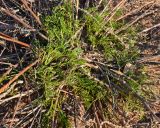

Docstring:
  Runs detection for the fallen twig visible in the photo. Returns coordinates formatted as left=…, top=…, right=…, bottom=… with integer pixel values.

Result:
left=0, top=32, right=12, bottom=38
left=0, top=80, right=23, bottom=100
left=0, top=7, right=48, bottom=41
left=21, top=0, right=42, bottom=26
left=0, top=7, right=33, bottom=29
left=0, top=32, right=30, bottom=47
left=0, top=60, right=39, bottom=94
left=0, top=89, right=34, bottom=105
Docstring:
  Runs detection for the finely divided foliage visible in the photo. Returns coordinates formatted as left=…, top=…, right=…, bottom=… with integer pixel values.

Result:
left=1, top=0, right=157, bottom=128
left=33, top=2, right=146, bottom=128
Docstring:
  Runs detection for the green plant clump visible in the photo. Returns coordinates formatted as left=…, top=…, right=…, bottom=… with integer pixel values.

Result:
left=32, top=3, right=146, bottom=128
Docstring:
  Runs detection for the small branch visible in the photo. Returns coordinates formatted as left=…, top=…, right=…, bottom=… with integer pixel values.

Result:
left=0, top=7, right=48, bottom=41
left=0, top=32, right=30, bottom=48
left=0, top=89, right=34, bottom=105
left=0, top=80, right=23, bottom=100
left=0, top=32, right=11, bottom=38
left=21, top=0, right=42, bottom=26
left=0, top=60, right=39, bottom=94
left=0, top=7, right=33, bottom=29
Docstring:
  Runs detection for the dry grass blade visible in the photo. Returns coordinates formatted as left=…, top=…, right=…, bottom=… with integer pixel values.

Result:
left=95, top=0, right=126, bottom=36
left=116, top=1, right=154, bottom=21
left=14, top=105, right=41, bottom=127
left=100, top=0, right=112, bottom=15
left=9, top=93, right=22, bottom=128
left=115, top=11, right=154, bottom=34
left=137, top=55, right=160, bottom=63
left=104, top=0, right=126, bottom=21
left=29, top=107, right=42, bottom=128
left=0, top=32, right=30, bottom=47
left=140, top=23, right=160, bottom=33
left=100, top=120, right=122, bottom=128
